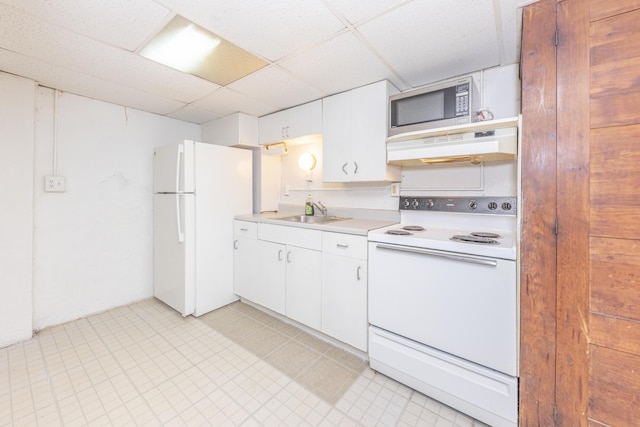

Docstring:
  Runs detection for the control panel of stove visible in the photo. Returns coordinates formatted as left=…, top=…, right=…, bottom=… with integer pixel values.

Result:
left=399, top=196, right=517, bottom=215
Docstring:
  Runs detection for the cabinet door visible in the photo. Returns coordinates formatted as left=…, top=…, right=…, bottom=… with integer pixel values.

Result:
left=233, top=236, right=258, bottom=302
left=322, top=253, right=368, bottom=351
left=258, top=109, right=288, bottom=145
left=350, top=82, right=392, bottom=181
left=257, top=240, right=286, bottom=314
left=285, top=246, right=322, bottom=330
left=322, top=91, right=353, bottom=182
left=287, top=100, right=322, bottom=139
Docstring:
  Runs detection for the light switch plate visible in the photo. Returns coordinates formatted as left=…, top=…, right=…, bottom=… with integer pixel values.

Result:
left=390, top=182, right=400, bottom=197
left=44, top=175, right=66, bottom=192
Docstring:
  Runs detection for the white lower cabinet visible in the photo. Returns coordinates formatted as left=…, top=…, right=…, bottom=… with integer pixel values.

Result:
left=237, top=222, right=370, bottom=349
left=321, top=232, right=368, bottom=351
left=233, top=221, right=259, bottom=302
left=257, top=240, right=286, bottom=314
left=257, top=224, right=322, bottom=327
left=285, top=246, right=322, bottom=330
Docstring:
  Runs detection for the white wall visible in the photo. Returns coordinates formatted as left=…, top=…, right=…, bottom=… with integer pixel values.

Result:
left=0, top=73, right=35, bottom=347
left=32, top=88, right=200, bottom=330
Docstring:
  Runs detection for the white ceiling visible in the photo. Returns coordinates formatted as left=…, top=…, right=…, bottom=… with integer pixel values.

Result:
left=0, top=0, right=527, bottom=124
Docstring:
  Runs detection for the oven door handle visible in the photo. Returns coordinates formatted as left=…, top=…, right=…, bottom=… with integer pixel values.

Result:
left=375, top=243, right=499, bottom=266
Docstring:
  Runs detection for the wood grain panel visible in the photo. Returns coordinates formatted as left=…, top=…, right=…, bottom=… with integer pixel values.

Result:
left=591, top=313, right=640, bottom=354
left=591, top=206, right=640, bottom=237
left=591, top=125, right=640, bottom=207
left=591, top=89, right=640, bottom=128
left=557, top=0, right=591, bottom=424
left=590, top=0, right=640, bottom=21
left=590, top=237, right=640, bottom=320
left=590, top=9, right=640, bottom=69
left=519, top=1, right=558, bottom=425
left=589, top=346, right=640, bottom=426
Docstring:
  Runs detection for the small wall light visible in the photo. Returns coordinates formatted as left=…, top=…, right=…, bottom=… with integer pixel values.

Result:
left=298, top=152, right=317, bottom=171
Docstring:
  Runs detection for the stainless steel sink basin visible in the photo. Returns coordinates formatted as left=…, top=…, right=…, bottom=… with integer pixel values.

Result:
left=275, top=215, right=351, bottom=224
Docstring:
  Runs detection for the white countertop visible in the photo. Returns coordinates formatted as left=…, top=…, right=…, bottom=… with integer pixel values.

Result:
left=235, top=211, right=398, bottom=236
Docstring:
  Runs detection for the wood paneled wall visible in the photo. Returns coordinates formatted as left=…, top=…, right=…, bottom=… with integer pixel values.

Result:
left=588, top=1, right=640, bottom=425
left=521, top=0, right=640, bottom=425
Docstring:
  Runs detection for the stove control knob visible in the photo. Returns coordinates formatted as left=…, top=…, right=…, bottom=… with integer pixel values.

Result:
left=402, top=198, right=410, bottom=209
left=488, top=201, right=498, bottom=210
left=502, top=202, right=513, bottom=211
left=411, top=199, right=420, bottom=209
left=468, top=200, right=478, bottom=210
left=426, top=199, right=434, bottom=209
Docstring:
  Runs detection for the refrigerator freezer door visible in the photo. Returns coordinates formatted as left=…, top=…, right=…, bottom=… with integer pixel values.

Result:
left=153, top=140, right=195, bottom=193
left=194, top=143, right=252, bottom=315
left=153, top=193, right=196, bottom=316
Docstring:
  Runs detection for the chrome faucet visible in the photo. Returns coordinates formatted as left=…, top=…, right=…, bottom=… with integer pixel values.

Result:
left=313, top=201, right=327, bottom=216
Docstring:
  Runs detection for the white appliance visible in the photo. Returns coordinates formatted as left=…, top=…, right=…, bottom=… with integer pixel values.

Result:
left=368, top=196, right=518, bottom=427
left=153, top=140, right=252, bottom=316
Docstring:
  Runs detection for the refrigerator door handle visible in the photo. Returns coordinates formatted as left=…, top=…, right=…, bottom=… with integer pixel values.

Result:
left=175, top=144, right=184, bottom=193
left=176, top=194, right=184, bottom=243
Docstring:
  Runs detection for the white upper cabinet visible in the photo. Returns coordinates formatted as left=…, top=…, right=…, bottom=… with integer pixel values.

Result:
left=323, top=80, right=401, bottom=183
left=201, top=113, right=259, bottom=148
left=258, top=100, right=322, bottom=145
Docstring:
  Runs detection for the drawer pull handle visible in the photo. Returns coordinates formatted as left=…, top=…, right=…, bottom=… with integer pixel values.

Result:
left=336, top=243, right=349, bottom=248
left=240, top=227, right=248, bottom=231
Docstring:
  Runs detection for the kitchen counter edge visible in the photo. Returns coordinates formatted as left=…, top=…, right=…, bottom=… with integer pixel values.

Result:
left=234, top=212, right=398, bottom=236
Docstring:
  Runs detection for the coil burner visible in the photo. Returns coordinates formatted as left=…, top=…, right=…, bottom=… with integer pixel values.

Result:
left=450, top=234, right=500, bottom=245
left=386, top=229, right=412, bottom=236
left=403, top=225, right=425, bottom=232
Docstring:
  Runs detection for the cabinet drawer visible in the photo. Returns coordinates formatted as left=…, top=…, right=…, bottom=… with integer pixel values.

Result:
left=258, top=223, right=322, bottom=250
left=322, top=232, right=367, bottom=259
left=234, top=220, right=257, bottom=238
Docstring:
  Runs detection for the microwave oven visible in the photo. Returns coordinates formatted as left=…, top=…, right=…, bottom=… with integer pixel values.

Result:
left=388, top=77, right=479, bottom=137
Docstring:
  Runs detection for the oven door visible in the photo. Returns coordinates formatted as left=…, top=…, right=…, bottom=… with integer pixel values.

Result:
left=368, top=242, right=517, bottom=376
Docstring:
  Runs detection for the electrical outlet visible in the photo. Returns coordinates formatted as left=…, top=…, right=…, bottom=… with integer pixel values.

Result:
left=44, top=175, right=66, bottom=192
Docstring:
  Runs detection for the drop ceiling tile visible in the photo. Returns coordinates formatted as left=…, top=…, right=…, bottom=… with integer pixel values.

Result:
left=0, top=4, right=219, bottom=103
left=357, top=0, right=501, bottom=87
left=0, top=49, right=185, bottom=116
left=157, top=0, right=345, bottom=61
left=322, top=0, right=407, bottom=24
left=192, top=88, right=276, bottom=117
left=167, top=104, right=223, bottom=124
left=280, top=31, right=404, bottom=94
left=228, top=65, right=326, bottom=112
left=0, top=0, right=170, bottom=51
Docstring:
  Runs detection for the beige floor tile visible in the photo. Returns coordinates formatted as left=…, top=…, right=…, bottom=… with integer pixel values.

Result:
left=1, top=299, right=488, bottom=427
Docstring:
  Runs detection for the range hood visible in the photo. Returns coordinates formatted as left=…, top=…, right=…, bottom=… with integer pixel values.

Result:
left=386, top=117, right=519, bottom=166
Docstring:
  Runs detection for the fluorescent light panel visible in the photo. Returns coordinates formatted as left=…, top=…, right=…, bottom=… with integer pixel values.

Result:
left=140, top=15, right=268, bottom=86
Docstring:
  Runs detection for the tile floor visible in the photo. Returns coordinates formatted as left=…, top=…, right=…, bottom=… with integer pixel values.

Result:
left=0, top=299, right=489, bottom=426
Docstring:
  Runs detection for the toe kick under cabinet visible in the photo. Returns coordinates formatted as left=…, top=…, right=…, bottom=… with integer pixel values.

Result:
left=233, top=221, right=369, bottom=351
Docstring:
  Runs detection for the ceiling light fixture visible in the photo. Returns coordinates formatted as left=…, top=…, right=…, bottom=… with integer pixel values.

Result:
left=141, top=24, right=220, bottom=72
left=139, top=15, right=268, bottom=86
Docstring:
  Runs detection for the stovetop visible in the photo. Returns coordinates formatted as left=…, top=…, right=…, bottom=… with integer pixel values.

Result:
left=368, top=197, right=518, bottom=260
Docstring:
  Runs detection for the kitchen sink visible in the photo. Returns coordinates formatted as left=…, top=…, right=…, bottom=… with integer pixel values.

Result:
left=275, top=215, right=351, bottom=224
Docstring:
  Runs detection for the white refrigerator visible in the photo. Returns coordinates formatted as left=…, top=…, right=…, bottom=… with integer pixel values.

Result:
left=153, top=140, right=252, bottom=316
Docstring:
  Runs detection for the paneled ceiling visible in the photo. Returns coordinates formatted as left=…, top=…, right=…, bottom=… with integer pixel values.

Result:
left=0, top=0, right=530, bottom=124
